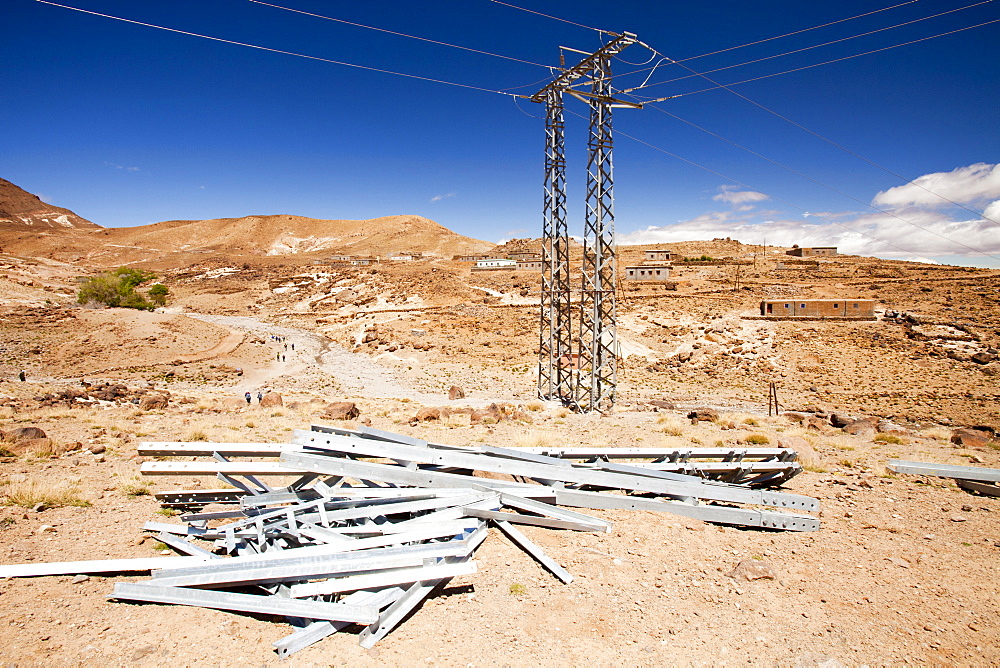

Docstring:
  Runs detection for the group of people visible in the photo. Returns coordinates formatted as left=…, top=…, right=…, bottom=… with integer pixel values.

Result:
left=271, top=335, right=295, bottom=362
left=244, top=390, right=268, bottom=404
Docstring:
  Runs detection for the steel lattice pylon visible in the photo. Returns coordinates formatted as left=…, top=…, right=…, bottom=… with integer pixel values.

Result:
left=533, top=33, right=637, bottom=412
left=576, top=55, right=617, bottom=412
left=538, top=89, right=573, bottom=402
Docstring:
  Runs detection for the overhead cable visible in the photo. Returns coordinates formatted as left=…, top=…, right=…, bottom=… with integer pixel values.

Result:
left=563, top=108, right=978, bottom=260
left=248, top=0, right=552, bottom=69
left=670, top=0, right=923, bottom=64
left=630, top=96, right=1000, bottom=260
left=634, top=23, right=1000, bottom=226
left=36, top=1, right=527, bottom=98
left=627, top=0, right=996, bottom=92
left=487, top=0, right=611, bottom=34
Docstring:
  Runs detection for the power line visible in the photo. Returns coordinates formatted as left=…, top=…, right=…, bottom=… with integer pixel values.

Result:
left=639, top=18, right=1000, bottom=100
left=248, top=0, right=552, bottom=69
left=671, top=0, right=923, bottom=65
left=487, top=0, right=611, bottom=34
left=628, top=0, right=996, bottom=92
left=632, top=97, right=1000, bottom=260
left=572, top=106, right=977, bottom=260
left=36, top=1, right=528, bottom=98
left=632, top=22, right=1000, bottom=226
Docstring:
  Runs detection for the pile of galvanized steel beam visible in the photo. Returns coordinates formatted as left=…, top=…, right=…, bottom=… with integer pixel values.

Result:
left=0, top=425, right=820, bottom=657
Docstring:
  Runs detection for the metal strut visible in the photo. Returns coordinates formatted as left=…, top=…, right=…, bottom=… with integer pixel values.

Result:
left=538, top=89, right=572, bottom=403
left=577, top=54, right=617, bottom=413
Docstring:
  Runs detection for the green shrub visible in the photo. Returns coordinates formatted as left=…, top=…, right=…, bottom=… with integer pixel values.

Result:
left=77, top=267, right=160, bottom=310
left=874, top=433, right=904, bottom=445
left=148, top=283, right=169, bottom=306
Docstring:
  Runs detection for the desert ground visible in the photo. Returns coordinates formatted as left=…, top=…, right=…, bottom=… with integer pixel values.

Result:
left=1, top=239, right=999, bottom=666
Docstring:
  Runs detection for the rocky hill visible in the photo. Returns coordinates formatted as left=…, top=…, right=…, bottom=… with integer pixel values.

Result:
left=0, top=178, right=97, bottom=231
left=0, top=177, right=493, bottom=264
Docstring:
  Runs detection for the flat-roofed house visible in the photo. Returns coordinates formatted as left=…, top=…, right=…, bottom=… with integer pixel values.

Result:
left=473, top=258, right=517, bottom=271
left=624, top=265, right=672, bottom=281
left=644, top=249, right=673, bottom=262
left=760, top=298, right=875, bottom=318
left=786, top=246, right=838, bottom=257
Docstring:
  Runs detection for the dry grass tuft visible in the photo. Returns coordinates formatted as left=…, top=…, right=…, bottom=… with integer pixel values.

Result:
left=0, top=479, right=91, bottom=508
left=515, top=431, right=554, bottom=449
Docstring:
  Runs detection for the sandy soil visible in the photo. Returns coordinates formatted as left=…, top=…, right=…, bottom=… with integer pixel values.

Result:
left=1, top=244, right=999, bottom=665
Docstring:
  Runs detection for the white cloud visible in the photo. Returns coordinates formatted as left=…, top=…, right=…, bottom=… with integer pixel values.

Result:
left=430, top=192, right=456, bottom=203
left=620, top=165, right=1000, bottom=263
left=104, top=161, right=140, bottom=172
left=872, top=162, right=1000, bottom=208
left=712, top=185, right=769, bottom=206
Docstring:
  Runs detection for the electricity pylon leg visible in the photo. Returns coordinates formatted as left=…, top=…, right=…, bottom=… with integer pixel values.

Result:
left=577, top=54, right=618, bottom=413
left=538, top=89, right=573, bottom=404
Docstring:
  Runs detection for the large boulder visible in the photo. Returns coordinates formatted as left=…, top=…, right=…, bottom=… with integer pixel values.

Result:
left=776, top=434, right=822, bottom=470
left=139, top=394, right=168, bottom=410
left=686, top=408, right=719, bottom=423
left=260, top=392, right=283, bottom=408
left=648, top=399, right=676, bottom=410
left=843, top=417, right=878, bottom=436
left=971, top=351, right=997, bottom=365
left=951, top=428, right=991, bottom=448
left=219, top=397, right=247, bottom=412
left=448, top=385, right=465, bottom=400
left=829, top=413, right=854, bottom=428
left=322, top=402, right=359, bottom=420
left=414, top=408, right=441, bottom=422
left=9, top=438, right=59, bottom=457
left=2, top=426, right=47, bottom=442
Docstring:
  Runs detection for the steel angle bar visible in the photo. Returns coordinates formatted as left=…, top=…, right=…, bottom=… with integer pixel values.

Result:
left=143, top=521, right=208, bottom=536
left=288, top=559, right=478, bottom=599
left=110, top=582, right=378, bottom=624
left=284, top=493, right=496, bottom=528
left=494, top=520, right=573, bottom=584
left=149, top=541, right=478, bottom=587
left=240, top=489, right=322, bottom=508
left=357, top=425, right=429, bottom=448
left=216, top=472, right=259, bottom=496
left=272, top=588, right=403, bottom=658
left=499, top=492, right=612, bottom=532
left=181, top=509, right=247, bottom=522
left=141, top=461, right=307, bottom=476
left=296, top=521, right=483, bottom=553
left=157, top=532, right=220, bottom=559
left=138, top=441, right=298, bottom=456
left=0, top=554, right=211, bottom=578
left=476, top=444, right=573, bottom=468
left=522, top=446, right=795, bottom=460
left=956, top=479, right=1000, bottom=497
left=290, top=432, right=819, bottom=511
left=462, top=508, right=605, bottom=532
left=153, top=489, right=245, bottom=506
left=281, top=451, right=536, bottom=493
left=355, top=539, right=483, bottom=650
left=552, top=488, right=821, bottom=531
left=887, top=460, right=1000, bottom=483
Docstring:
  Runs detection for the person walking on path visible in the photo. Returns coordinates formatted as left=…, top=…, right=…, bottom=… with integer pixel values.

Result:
left=244, top=391, right=252, bottom=405
left=18, top=370, right=26, bottom=382
left=257, top=391, right=263, bottom=403
left=291, top=343, right=295, bottom=351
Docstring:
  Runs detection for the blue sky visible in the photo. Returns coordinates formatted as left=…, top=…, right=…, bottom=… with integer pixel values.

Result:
left=2, top=0, right=998, bottom=266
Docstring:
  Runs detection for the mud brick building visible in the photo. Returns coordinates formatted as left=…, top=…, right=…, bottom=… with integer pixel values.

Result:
left=786, top=246, right=838, bottom=257
left=760, top=298, right=875, bottom=318
left=625, top=265, right=672, bottom=281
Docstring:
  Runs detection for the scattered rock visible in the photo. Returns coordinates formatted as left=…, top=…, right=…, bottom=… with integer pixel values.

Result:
left=259, top=392, right=283, bottom=408
left=843, top=417, right=878, bottom=436
left=829, top=413, right=854, bottom=428
left=687, top=408, right=719, bottom=423
left=414, top=408, right=441, bottom=422
left=951, top=428, right=991, bottom=448
left=321, top=402, right=360, bottom=420
left=71, top=574, right=89, bottom=584
left=36, top=525, right=56, bottom=534
left=950, top=515, right=967, bottom=522
left=87, top=442, right=106, bottom=455
left=448, top=385, right=465, bottom=400
left=971, top=351, right=997, bottom=365
left=3, top=426, right=47, bottom=442
left=727, top=560, right=776, bottom=581
left=138, top=393, right=168, bottom=410
left=10, top=438, right=58, bottom=457
left=219, top=397, right=247, bottom=412
left=648, top=399, right=676, bottom=410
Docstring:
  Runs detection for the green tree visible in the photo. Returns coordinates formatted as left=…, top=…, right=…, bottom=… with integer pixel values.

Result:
left=77, top=267, right=158, bottom=310
left=148, top=283, right=169, bottom=306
